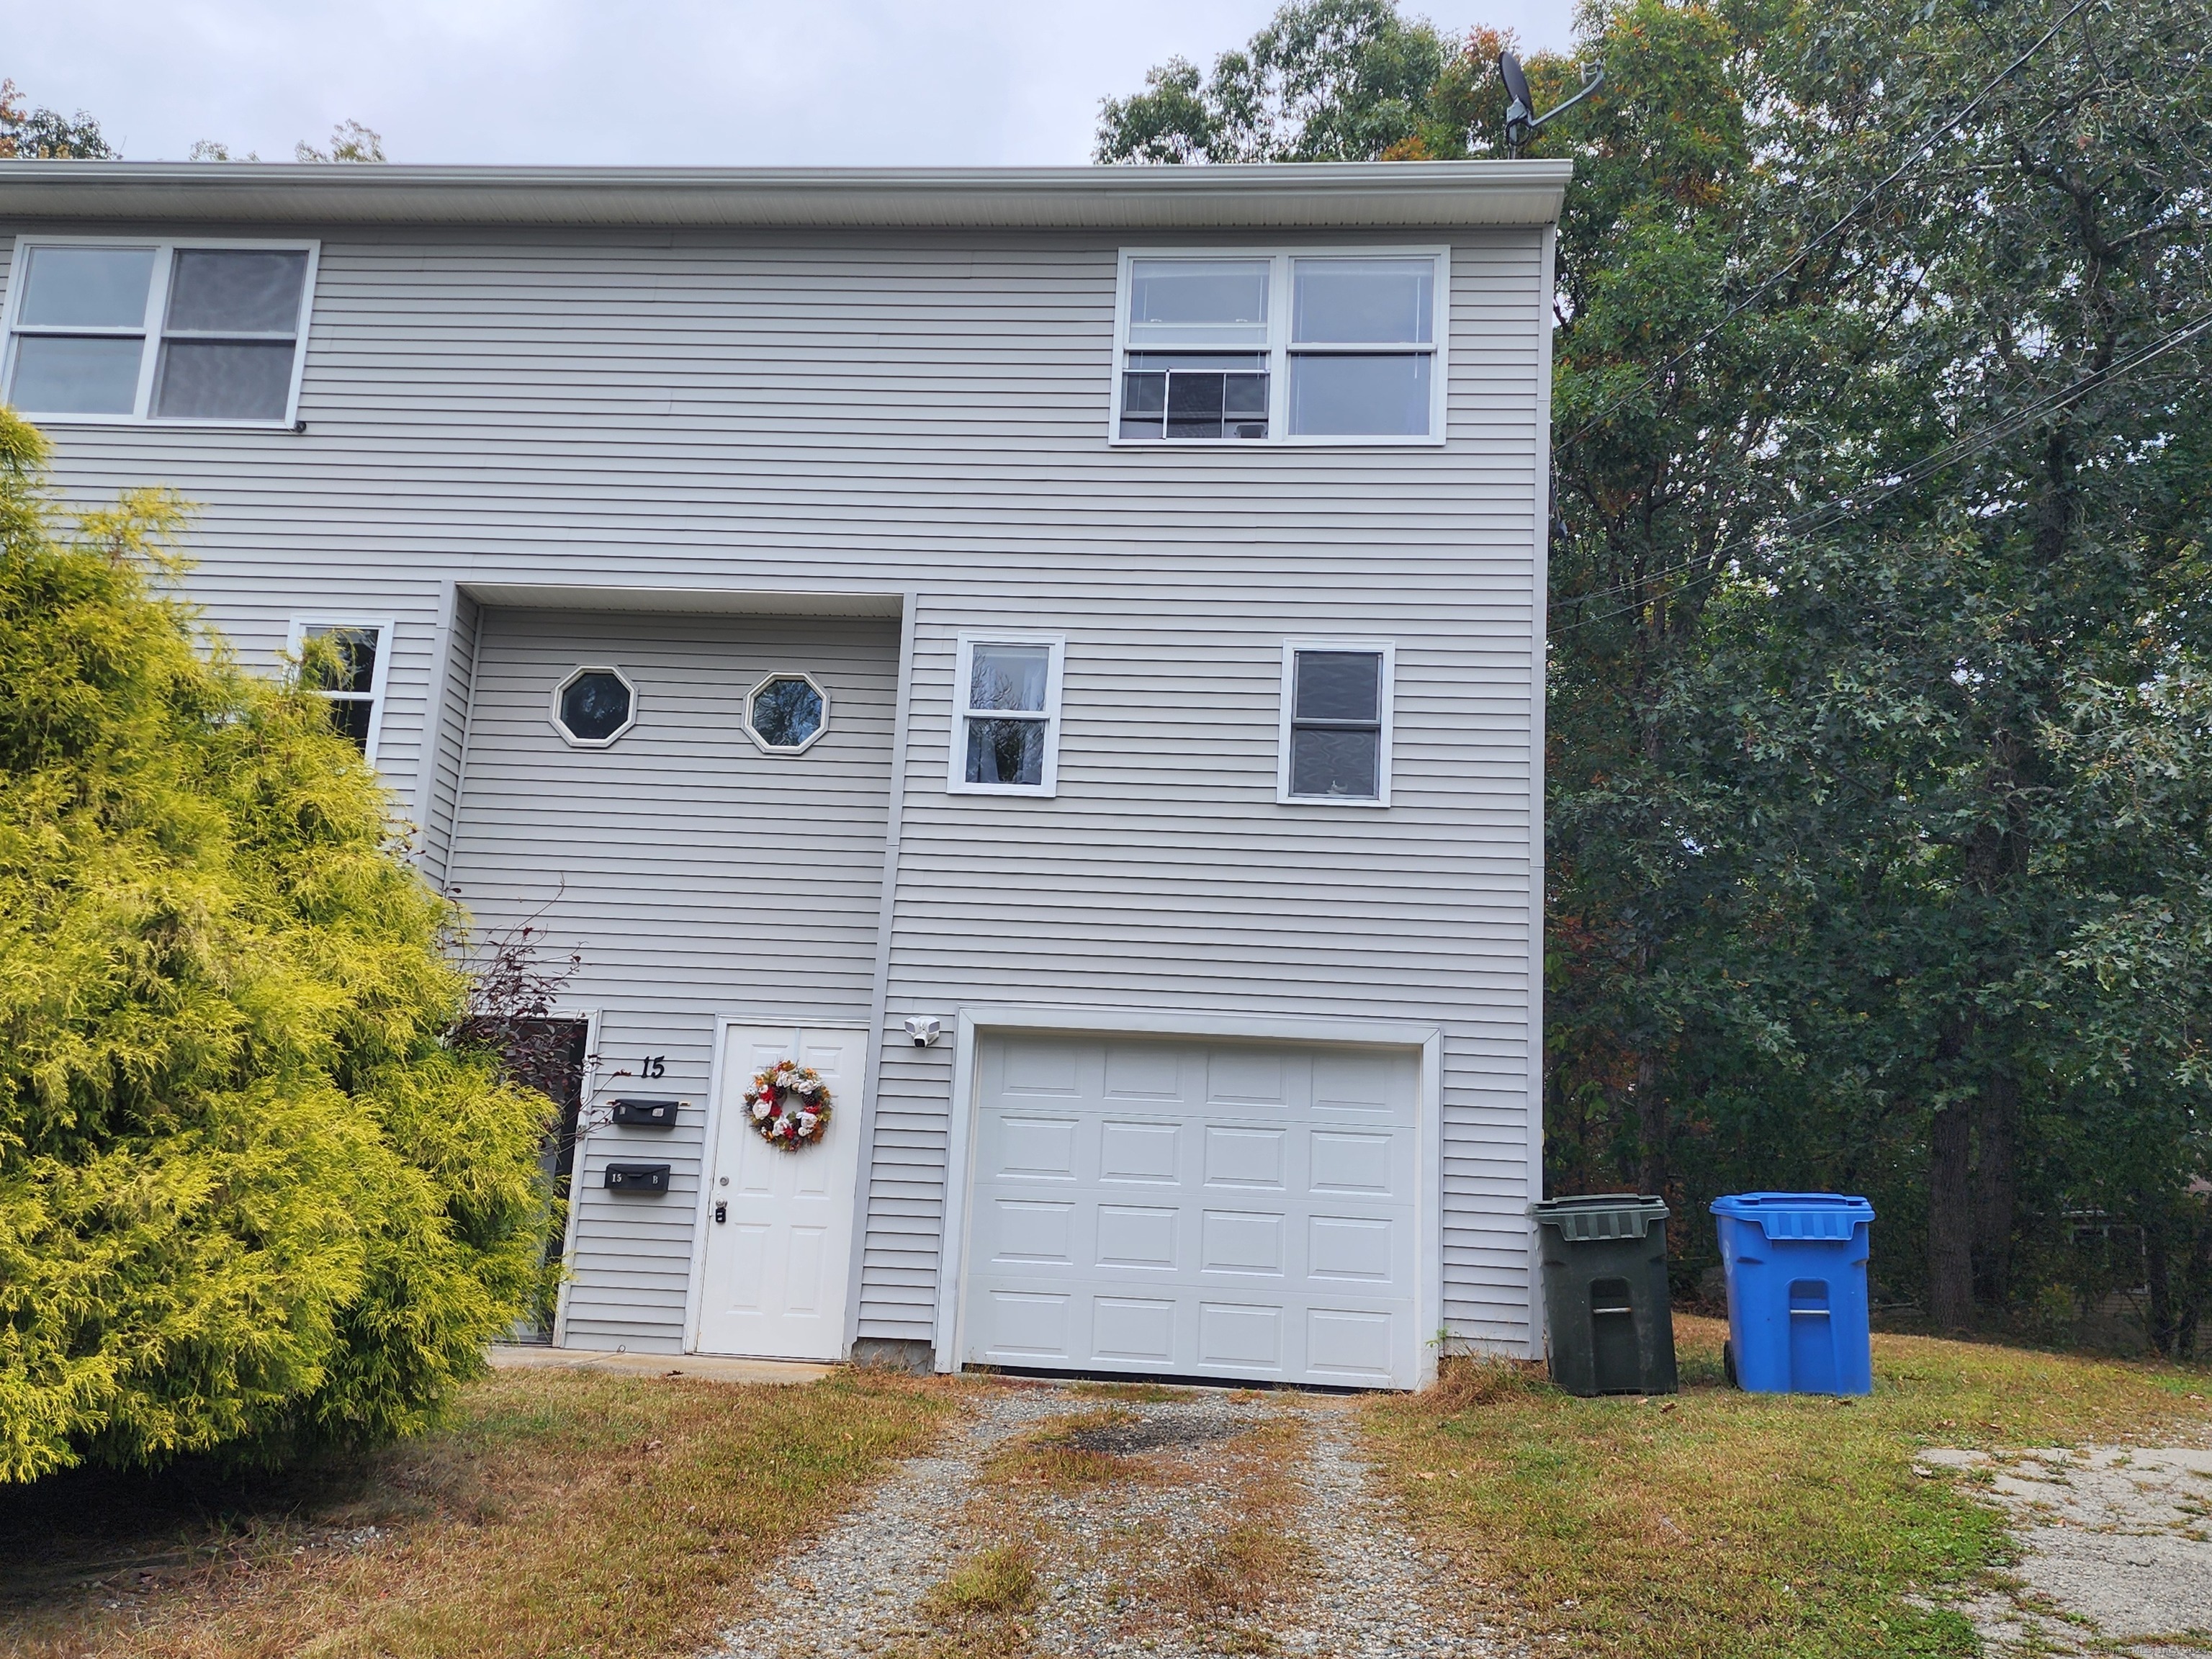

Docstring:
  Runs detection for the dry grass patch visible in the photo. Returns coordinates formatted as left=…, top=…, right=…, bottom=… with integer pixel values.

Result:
left=985, top=1408, right=1150, bottom=1491
left=886, top=1542, right=1043, bottom=1659
left=0, top=1364, right=954, bottom=1659
left=1165, top=1416, right=1312, bottom=1653
left=982, top=1406, right=1243, bottom=1492
left=922, top=1539, right=1042, bottom=1620
left=1365, top=1313, right=2212, bottom=1659
left=1069, top=1380, right=1198, bottom=1403
left=1428, top=1352, right=1549, bottom=1411
left=1176, top=1516, right=1303, bottom=1610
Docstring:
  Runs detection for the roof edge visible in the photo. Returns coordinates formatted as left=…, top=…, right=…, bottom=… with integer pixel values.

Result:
left=0, top=161, right=1570, bottom=232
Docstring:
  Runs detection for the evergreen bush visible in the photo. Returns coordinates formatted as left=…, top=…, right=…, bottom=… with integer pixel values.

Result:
left=0, top=407, right=554, bottom=1482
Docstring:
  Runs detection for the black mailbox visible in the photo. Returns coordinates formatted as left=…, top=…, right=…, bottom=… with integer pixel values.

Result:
left=610, top=1097, right=682, bottom=1128
left=603, top=1162, right=671, bottom=1194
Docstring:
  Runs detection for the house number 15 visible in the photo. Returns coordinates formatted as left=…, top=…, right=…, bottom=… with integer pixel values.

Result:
left=641, top=1056, right=667, bottom=1078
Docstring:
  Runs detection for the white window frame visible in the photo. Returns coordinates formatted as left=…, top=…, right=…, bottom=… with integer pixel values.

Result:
left=1, top=234, right=320, bottom=428
left=549, top=663, right=639, bottom=750
left=287, top=615, right=395, bottom=763
left=1277, top=639, right=1396, bottom=808
left=1109, top=246, right=1449, bottom=449
left=947, top=634, right=1066, bottom=798
left=743, top=670, right=832, bottom=755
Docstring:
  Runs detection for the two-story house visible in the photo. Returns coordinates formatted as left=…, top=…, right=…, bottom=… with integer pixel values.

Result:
left=0, top=159, right=1566, bottom=1389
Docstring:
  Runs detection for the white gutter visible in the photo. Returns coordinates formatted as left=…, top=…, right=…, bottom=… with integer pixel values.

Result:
left=0, top=160, right=1570, bottom=230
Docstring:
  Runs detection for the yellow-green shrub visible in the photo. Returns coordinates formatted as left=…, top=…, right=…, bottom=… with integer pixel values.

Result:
left=0, top=408, right=553, bottom=1481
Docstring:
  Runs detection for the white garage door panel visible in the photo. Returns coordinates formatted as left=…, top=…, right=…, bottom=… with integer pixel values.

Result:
left=963, top=1035, right=1422, bottom=1388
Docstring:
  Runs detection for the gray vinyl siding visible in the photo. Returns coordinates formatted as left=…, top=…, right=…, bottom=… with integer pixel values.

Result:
left=4, top=218, right=1548, bottom=1358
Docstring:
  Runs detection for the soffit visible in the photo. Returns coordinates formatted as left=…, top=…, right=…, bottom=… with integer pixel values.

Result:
left=461, top=583, right=905, bottom=620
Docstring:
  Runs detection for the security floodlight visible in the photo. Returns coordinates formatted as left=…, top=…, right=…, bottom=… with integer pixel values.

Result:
left=1498, top=50, right=1606, bottom=156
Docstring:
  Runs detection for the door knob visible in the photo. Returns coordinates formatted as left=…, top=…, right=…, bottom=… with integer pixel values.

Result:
left=714, top=1201, right=727, bottom=1225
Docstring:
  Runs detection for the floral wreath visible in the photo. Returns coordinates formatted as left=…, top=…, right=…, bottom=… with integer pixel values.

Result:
left=747, top=1060, right=833, bottom=1148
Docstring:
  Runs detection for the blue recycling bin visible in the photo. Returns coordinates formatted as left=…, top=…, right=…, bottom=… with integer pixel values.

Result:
left=1710, top=1192, right=1876, bottom=1395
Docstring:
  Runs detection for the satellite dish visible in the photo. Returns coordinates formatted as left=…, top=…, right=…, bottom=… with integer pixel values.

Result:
left=1498, top=50, right=1534, bottom=115
left=1495, top=51, right=1606, bottom=156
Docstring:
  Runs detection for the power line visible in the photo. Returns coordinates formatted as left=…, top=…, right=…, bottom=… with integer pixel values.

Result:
left=1553, top=296, right=2212, bottom=620
left=1547, top=305, right=2212, bottom=637
left=1790, top=308, right=2212, bottom=534
left=1555, top=0, right=2097, bottom=456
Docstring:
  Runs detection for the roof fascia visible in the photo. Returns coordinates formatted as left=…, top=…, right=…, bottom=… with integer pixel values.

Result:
left=0, top=161, right=1570, bottom=232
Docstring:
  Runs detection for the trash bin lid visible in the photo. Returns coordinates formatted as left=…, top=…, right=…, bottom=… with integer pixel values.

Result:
left=1709, top=1191, right=1874, bottom=1241
left=1529, top=1193, right=1669, bottom=1241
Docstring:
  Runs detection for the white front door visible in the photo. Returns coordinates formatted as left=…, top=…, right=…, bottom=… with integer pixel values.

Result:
left=695, top=1024, right=866, bottom=1361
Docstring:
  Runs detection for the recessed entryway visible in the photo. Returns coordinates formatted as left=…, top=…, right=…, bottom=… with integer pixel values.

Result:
left=693, top=1023, right=867, bottom=1362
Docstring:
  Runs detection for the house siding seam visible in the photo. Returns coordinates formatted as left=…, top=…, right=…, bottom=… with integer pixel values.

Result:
left=417, top=585, right=479, bottom=888
left=0, top=218, right=1548, bottom=1359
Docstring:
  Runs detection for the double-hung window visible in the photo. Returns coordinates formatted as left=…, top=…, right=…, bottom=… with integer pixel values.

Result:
left=1280, top=642, right=1394, bottom=806
left=3, top=238, right=317, bottom=426
left=1115, top=250, right=1445, bottom=444
left=949, top=636, right=1065, bottom=796
left=289, top=618, right=393, bottom=760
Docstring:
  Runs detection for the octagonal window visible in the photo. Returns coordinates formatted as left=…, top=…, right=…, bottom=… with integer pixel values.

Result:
left=747, top=673, right=827, bottom=753
left=553, top=667, right=635, bottom=747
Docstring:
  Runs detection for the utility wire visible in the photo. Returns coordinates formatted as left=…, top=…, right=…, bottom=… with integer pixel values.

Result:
left=1554, top=0, right=2097, bottom=455
left=1548, top=305, right=2212, bottom=637
left=1553, top=300, right=2212, bottom=615
left=1789, top=307, right=2212, bottom=534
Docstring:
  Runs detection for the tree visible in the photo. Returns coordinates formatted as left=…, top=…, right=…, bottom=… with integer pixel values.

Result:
left=1500, top=0, right=1902, bottom=1243
left=1539, top=0, right=2212, bottom=1339
left=1095, top=0, right=1482, bottom=162
left=295, top=120, right=386, bottom=163
left=0, top=79, right=114, bottom=159
left=192, top=120, right=387, bottom=165
left=0, top=407, right=553, bottom=1481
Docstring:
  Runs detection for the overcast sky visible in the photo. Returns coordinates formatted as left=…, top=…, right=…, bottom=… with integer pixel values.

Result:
left=13, top=1, right=1577, bottom=166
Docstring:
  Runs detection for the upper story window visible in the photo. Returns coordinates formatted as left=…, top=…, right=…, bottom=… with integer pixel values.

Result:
left=948, top=635, right=1065, bottom=797
left=3, top=238, right=318, bottom=426
left=289, top=617, right=392, bottom=760
left=1279, top=642, right=1395, bottom=806
left=1114, top=250, right=1445, bottom=446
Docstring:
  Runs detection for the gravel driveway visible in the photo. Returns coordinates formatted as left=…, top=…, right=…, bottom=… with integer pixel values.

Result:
left=710, top=1380, right=1522, bottom=1658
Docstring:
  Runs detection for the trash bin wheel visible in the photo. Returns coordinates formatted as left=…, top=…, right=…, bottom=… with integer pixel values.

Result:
left=1722, top=1339, right=1737, bottom=1388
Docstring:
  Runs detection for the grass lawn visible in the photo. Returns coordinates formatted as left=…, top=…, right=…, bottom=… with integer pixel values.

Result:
left=0, top=1365, right=954, bottom=1659
left=1363, top=1313, right=2212, bottom=1658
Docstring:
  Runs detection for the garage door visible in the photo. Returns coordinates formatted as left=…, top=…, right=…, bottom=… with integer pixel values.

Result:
left=961, top=1034, right=1423, bottom=1388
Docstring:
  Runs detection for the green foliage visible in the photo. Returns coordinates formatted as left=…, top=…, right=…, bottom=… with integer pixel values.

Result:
left=1539, top=0, right=2212, bottom=1343
left=1095, top=0, right=1483, bottom=163
left=191, top=119, right=387, bottom=165
left=294, top=120, right=387, bottom=164
left=0, top=78, right=114, bottom=160
left=0, top=407, right=553, bottom=1481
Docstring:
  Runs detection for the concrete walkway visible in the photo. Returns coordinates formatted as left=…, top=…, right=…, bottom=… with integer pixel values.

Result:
left=1923, top=1444, right=2212, bottom=1655
left=488, top=1344, right=836, bottom=1385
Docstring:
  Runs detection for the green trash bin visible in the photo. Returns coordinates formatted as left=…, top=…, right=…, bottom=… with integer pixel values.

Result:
left=1530, top=1195, right=1678, bottom=1396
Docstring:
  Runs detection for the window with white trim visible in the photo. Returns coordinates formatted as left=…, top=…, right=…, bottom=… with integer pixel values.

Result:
left=948, top=636, right=1065, bottom=796
left=3, top=238, right=318, bottom=426
left=1279, top=642, right=1394, bottom=806
left=1115, top=251, right=1445, bottom=444
left=289, top=618, right=392, bottom=760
